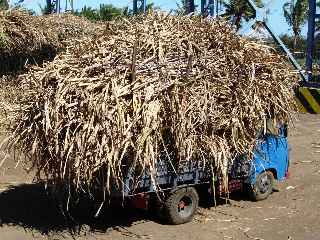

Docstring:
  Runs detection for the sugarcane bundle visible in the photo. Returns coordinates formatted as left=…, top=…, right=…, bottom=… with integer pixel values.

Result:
left=5, top=13, right=298, bottom=198
left=34, top=13, right=104, bottom=43
left=0, top=9, right=103, bottom=74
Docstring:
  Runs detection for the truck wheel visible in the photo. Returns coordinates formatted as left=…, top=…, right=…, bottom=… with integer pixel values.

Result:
left=164, top=187, right=199, bottom=225
left=148, top=193, right=165, bottom=220
left=250, top=171, right=274, bottom=201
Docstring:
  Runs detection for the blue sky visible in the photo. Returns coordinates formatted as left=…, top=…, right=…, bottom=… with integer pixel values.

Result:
left=14, top=0, right=307, bottom=36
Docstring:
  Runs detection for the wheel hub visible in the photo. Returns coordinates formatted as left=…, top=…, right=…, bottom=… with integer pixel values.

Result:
left=259, top=174, right=270, bottom=193
left=177, top=196, right=193, bottom=218
left=178, top=201, right=185, bottom=210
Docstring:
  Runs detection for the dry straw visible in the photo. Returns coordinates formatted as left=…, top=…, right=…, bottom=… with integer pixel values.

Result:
left=0, top=10, right=103, bottom=74
left=6, top=12, right=298, bottom=199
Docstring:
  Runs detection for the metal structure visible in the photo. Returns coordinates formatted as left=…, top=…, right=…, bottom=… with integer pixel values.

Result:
left=295, top=0, right=320, bottom=113
left=124, top=125, right=288, bottom=224
left=123, top=128, right=289, bottom=196
left=306, top=0, right=319, bottom=82
left=185, top=0, right=195, bottom=13
left=51, top=0, right=74, bottom=13
left=201, top=0, right=221, bottom=17
left=133, top=0, right=147, bottom=14
left=122, top=124, right=289, bottom=226
left=295, top=86, right=320, bottom=113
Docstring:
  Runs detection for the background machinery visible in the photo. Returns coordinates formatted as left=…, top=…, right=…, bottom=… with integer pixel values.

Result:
left=306, top=0, right=319, bottom=83
left=133, top=0, right=147, bottom=14
left=296, top=0, right=320, bottom=113
left=44, top=0, right=74, bottom=13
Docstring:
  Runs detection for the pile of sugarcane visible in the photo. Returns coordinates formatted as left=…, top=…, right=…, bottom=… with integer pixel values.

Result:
left=0, top=9, right=103, bottom=74
left=6, top=13, right=298, bottom=198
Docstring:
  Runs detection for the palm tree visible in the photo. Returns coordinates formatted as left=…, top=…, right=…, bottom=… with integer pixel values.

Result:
left=0, top=0, right=9, bottom=10
left=98, top=4, right=123, bottom=21
left=75, top=4, right=129, bottom=21
left=283, top=0, right=308, bottom=52
left=223, top=0, right=263, bottom=31
left=40, top=0, right=55, bottom=14
left=74, top=6, right=100, bottom=21
left=176, top=0, right=196, bottom=15
left=146, top=3, right=160, bottom=12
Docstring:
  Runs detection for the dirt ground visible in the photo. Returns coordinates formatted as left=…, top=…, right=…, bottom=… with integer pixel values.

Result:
left=0, top=113, right=319, bottom=240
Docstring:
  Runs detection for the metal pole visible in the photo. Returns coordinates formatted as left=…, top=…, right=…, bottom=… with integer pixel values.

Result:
left=208, top=0, right=214, bottom=16
left=133, top=0, right=138, bottom=14
left=215, top=0, right=219, bottom=17
left=45, top=0, right=51, bottom=14
left=186, top=0, right=195, bottom=14
left=143, top=0, right=147, bottom=13
left=56, top=0, right=60, bottom=13
left=306, top=0, right=317, bottom=82
left=191, top=0, right=195, bottom=13
left=201, top=0, right=206, bottom=15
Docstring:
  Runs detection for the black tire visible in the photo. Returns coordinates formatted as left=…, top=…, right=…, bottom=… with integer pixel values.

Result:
left=148, top=193, right=165, bottom=220
left=164, top=187, right=199, bottom=225
left=250, top=171, right=274, bottom=201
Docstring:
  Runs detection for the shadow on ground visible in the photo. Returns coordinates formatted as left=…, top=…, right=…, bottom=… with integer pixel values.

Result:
left=0, top=184, right=149, bottom=236
left=0, top=183, right=256, bottom=237
left=197, top=183, right=253, bottom=209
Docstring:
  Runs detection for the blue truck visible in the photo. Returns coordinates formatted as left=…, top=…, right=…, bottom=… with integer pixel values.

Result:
left=122, top=125, right=289, bottom=225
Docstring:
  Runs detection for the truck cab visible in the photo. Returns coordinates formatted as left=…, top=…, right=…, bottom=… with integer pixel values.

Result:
left=247, top=125, right=289, bottom=200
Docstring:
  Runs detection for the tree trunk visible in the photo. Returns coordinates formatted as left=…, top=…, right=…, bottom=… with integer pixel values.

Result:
left=234, top=13, right=243, bottom=31
left=293, top=28, right=299, bottom=55
left=293, top=35, right=297, bottom=54
left=185, top=0, right=195, bottom=14
left=44, top=0, right=53, bottom=14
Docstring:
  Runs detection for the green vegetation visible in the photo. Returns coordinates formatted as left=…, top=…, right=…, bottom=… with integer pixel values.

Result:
left=96, top=4, right=124, bottom=21
left=74, top=6, right=99, bottom=21
left=0, top=0, right=8, bottom=10
left=222, top=0, right=263, bottom=30
left=283, top=0, right=308, bottom=51
left=40, top=0, right=55, bottom=15
left=74, top=3, right=158, bottom=21
left=74, top=4, right=127, bottom=21
left=176, top=0, right=196, bottom=15
left=280, top=34, right=306, bottom=56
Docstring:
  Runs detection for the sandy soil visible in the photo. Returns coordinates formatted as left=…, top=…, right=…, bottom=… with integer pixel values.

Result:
left=0, top=113, right=319, bottom=240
